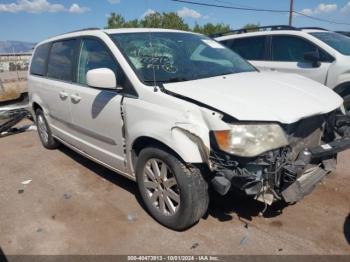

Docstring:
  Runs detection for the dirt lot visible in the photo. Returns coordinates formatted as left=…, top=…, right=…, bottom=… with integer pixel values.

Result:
left=0, top=130, right=349, bottom=255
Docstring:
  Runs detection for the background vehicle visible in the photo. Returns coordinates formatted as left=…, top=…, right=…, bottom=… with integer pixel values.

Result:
left=29, top=28, right=350, bottom=231
left=215, top=26, right=350, bottom=111
left=336, top=31, right=350, bottom=37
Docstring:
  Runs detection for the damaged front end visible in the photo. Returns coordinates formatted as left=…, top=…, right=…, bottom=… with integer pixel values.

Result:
left=209, top=110, right=350, bottom=205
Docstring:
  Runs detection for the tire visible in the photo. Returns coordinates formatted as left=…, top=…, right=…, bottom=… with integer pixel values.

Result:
left=343, top=94, right=350, bottom=114
left=35, top=108, right=60, bottom=149
left=136, top=147, right=209, bottom=230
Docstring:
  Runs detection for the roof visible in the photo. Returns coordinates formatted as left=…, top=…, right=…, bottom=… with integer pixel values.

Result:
left=213, top=25, right=330, bottom=40
left=37, top=27, right=195, bottom=47
left=103, top=28, right=193, bottom=34
left=215, top=28, right=332, bottom=41
left=300, top=29, right=329, bottom=33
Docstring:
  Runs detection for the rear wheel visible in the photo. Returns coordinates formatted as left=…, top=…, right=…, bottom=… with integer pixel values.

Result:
left=136, top=147, right=209, bottom=230
left=35, top=109, right=60, bottom=149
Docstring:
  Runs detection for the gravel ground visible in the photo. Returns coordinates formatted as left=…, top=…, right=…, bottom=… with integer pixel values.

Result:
left=0, top=130, right=349, bottom=255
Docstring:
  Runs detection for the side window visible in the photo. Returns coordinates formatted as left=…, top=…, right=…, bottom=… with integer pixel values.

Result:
left=30, top=43, right=50, bottom=76
left=229, top=36, right=267, bottom=60
left=319, top=49, right=334, bottom=63
left=77, top=38, right=120, bottom=86
left=219, top=39, right=233, bottom=49
left=272, top=35, right=334, bottom=63
left=47, top=40, right=77, bottom=81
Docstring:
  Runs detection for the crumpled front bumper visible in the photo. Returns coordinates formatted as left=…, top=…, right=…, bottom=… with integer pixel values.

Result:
left=282, top=167, right=328, bottom=203
left=282, top=136, right=350, bottom=203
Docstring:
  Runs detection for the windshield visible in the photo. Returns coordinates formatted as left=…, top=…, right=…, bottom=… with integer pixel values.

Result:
left=310, top=32, right=350, bottom=56
left=111, top=32, right=255, bottom=84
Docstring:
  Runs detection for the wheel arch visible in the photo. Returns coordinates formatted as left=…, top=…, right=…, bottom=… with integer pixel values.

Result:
left=129, top=133, right=206, bottom=173
left=32, top=102, right=42, bottom=112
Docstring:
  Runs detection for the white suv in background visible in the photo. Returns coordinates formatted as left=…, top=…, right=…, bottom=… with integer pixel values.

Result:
left=215, top=26, right=350, bottom=111
left=29, top=28, right=350, bottom=230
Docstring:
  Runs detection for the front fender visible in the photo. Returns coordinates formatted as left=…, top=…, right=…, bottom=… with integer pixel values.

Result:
left=123, top=96, right=213, bottom=167
left=128, top=121, right=206, bottom=164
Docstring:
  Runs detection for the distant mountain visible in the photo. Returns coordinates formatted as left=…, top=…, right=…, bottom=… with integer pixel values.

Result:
left=0, top=41, right=35, bottom=54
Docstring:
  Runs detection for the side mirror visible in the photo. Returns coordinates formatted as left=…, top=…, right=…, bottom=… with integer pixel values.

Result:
left=303, top=51, right=321, bottom=68
left=86, top=68, right=117, bottom=89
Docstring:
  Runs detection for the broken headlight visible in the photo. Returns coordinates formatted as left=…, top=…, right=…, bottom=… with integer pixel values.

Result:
left=214, top=124, right=288, bottom=157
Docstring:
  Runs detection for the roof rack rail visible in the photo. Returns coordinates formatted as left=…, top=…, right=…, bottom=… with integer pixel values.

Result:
left=299, top=27, right=328, bottom=31
left=52, top=27, right=100, bottom=38
left=211, top=25, right=298, bottom=38
left=64, top=27, right=101, bottom=34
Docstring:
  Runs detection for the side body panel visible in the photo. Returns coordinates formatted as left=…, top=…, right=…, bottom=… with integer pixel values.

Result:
left=251, top=60, right=331, bottom=85
left=68, top=86, right=126, bottom=172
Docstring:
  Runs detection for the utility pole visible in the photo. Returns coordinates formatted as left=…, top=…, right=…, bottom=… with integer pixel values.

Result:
left=289, top=0, right=294, bottom=26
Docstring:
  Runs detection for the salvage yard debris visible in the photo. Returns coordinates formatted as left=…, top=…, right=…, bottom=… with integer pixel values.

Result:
left=0, top=92, right=33, bottom=136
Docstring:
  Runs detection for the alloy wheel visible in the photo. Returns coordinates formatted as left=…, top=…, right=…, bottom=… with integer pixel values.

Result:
left=37, top=114, right=49, bottom=144
left=143, top=158, right=180, bottom=216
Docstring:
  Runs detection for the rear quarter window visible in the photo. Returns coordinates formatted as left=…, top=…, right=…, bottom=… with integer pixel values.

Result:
left=30, top=43, right=50, bottom=76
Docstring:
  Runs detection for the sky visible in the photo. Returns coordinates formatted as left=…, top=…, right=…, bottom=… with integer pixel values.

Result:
left=0, top=0, right=350, bottom=43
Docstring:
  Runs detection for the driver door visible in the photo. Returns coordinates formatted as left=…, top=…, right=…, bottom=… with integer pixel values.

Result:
left=265, top=35, right=333, bottom=85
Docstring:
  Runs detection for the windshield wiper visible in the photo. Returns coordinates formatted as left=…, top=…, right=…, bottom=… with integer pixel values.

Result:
left=163, top=77, right=189, bottom=83
left=144, top=77, right=189, bottom=84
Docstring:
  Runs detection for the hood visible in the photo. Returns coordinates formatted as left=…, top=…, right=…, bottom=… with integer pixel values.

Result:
left=164, top=72, right=343, bottom=124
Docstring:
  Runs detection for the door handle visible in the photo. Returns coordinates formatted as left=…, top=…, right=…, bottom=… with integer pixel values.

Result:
left=269, top=68, right=277, bottom=71
left=59, top=91, right=68, bottom=100
left=70, top=94, right=81, bottom=103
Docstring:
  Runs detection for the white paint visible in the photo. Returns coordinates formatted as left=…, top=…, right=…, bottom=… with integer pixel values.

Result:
left=202, top=39, right=224, bottom=49
left=216, top=30, right=350, bottom=90
left=86, top=68, right=116, bottom=89
left=164, top=71, right=342, bottom=124
left=28, top=28, right=344, bottom=179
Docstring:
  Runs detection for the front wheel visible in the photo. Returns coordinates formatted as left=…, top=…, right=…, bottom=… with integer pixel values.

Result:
left=343, top=94, right=350, bottom=114
left=136, top=147, right=209, bottom=230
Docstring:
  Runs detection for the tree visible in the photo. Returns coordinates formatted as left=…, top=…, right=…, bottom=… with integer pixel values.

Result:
left=243, top=23, right=260, bottom=31
left=161, top=12, right=189, bottom=31
left=107, top=13, right=126, bottom=28
left=124, top=19, right=140, bottom=28
left=140, top=12, right=163, bottom=28
left=193, top=23, right=230, bottom=36
left=105, top=12, right=232, bottom=36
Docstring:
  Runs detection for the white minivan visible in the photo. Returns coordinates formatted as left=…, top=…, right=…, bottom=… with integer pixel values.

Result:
left=215, top=26, right=350, bottom=111
left=29, top=28, right=350, bottom=230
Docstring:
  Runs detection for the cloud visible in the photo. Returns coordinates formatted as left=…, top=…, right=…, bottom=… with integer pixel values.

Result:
left=0, top=0, right=64, bottom=13
left=341, top=1, right=350, bottom=13
left=0, top=0, right=89, bottom=14
left=177, top=7, right=201, bottom=19
left=300, top=3, right=337, bottom=15
left=108, top=0, right=121, bottom=4
left=68, top=3, right=90, bottom=14
left=141, top=8, right=156, bottom=18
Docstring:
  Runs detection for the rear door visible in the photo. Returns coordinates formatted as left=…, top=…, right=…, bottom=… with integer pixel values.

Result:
left=268, top=35, right=333, bottom=84
left=44, top=39, right=79, bottom=141
left=68, top=37, right=127, bottom=172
